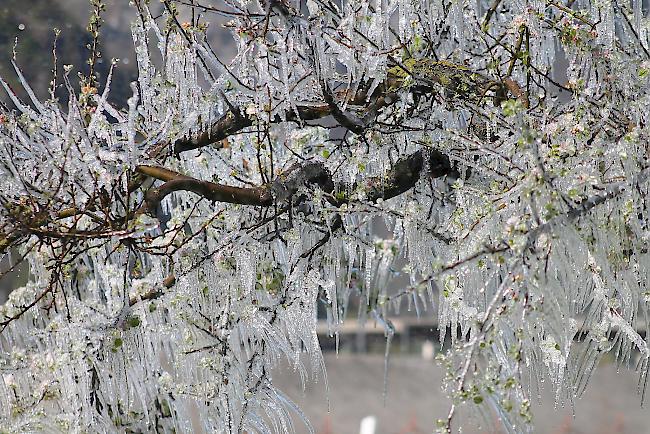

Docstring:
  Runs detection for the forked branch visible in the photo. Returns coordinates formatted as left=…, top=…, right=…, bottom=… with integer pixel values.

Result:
left=138, top=148, right=456, bottom=212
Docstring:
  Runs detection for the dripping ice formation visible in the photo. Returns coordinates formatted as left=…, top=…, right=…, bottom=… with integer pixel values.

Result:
left=0, top=0, right=649, bottom=432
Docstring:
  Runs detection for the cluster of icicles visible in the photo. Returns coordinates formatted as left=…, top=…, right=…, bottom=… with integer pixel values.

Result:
left=0, top=0, right=649, bottom=432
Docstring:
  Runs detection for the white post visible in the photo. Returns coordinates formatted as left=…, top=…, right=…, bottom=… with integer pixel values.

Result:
left=359, top=415, right=377, bottom=434
left=421, top=340, right=435, bottom=361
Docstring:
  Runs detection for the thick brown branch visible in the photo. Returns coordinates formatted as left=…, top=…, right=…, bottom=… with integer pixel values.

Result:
left=146, top=178, right=271, bottom=208
left=0, top=148, right=456, bottom=258
left=170, top=70, right=522, bottom=157
left=137, top=162, right=334, bottom=210
left=138, top=148, right=456, bottom=212
left=171, top=87, right=383, bottom=155
left=361, top=148, right=457, bottom=202
left=138, top=165, right=270, bottom=207
left=172, top=103, right=333, bottom=154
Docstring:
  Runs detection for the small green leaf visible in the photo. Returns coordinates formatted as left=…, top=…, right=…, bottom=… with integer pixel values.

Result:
left=127, top=316, right=141, bottom=328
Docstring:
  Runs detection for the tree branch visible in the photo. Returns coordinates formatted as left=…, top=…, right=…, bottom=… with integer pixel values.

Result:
left=137, top=165, right=269, bottom=208
left=172, top=101, right=338, bottom=154
left=137, top=148, right=456, bottom=212
left=169, top=68, right=524, bottom=157
left=360, top=148, right=456, bottom=202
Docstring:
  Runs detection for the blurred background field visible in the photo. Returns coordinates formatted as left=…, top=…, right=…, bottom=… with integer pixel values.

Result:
left=273, top=339, right=649, bottom=434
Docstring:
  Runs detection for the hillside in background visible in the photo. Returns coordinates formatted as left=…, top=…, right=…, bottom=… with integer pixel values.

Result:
left=1, top=0, right=234, bottom=106
left=1, top=0, right=90, bottom=100
left=0, top=0, right=140, bottom=105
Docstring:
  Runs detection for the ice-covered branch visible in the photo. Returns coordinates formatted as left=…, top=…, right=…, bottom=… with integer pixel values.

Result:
left=172, top=99, right=345, bottom=154
left=139, top=165, right=272, bottom=207
left=170, top=68, right=521, bottom=156
left=138, top=148, right=455, bottom=211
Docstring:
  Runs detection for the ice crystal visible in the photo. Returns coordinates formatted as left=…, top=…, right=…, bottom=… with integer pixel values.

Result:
left=0, top=0, right=649, bottom=433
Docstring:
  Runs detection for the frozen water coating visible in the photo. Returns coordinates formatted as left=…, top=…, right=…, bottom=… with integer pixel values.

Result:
left=0, top=0, right=649, bottom=432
